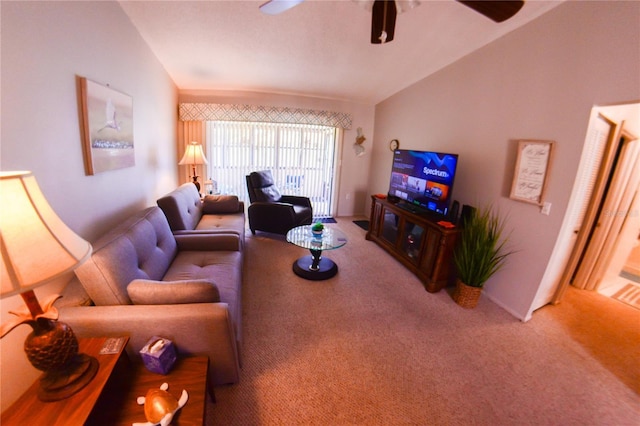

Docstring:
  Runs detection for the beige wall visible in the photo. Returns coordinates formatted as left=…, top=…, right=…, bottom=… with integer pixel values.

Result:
left=1, top=0, right=638, bottom=413
left=369, top=1, right=640, bottom=320
left=179, top=90, right=375, bottom=217
left=0, top=1, right=178, bottom=409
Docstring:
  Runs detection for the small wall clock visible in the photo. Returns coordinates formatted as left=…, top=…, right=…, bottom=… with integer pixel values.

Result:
left=389, top=139, right=399, bottom=151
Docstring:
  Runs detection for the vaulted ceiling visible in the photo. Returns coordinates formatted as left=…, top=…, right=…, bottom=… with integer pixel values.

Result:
left=119, top=0, right=563, bottom=104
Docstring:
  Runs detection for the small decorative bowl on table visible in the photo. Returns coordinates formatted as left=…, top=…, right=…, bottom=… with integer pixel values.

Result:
left=311, top=222, right=324, bottom=238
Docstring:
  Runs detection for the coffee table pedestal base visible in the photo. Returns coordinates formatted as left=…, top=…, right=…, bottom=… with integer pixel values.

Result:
left=292, top=255, right=338, bottom=280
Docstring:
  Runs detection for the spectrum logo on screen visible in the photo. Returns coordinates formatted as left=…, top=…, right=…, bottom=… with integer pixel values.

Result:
left=423, top=167, right=450, bottom=179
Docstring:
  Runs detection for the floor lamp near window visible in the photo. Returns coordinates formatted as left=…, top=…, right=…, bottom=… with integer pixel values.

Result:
left=179, top=141, right=208, bottom=192
left=0, top=171, right=96, bottom=401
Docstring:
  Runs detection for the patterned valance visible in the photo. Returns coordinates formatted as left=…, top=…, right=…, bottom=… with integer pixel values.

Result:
left=179, top=103, right=352, bottom=129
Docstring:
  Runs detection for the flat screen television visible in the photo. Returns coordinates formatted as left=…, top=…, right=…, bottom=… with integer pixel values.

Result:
left=387, top=149, right=459, bottom=217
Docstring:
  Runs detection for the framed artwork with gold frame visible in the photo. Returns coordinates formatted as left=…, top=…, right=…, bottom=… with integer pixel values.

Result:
left=78, top=76, right=134, bottom=175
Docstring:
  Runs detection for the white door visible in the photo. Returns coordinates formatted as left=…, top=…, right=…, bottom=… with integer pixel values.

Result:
left=528, top=102, right=640, bottom=315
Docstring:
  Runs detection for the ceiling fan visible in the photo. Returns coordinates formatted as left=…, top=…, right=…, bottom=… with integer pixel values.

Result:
left=259, top=0, right=525, bottom=44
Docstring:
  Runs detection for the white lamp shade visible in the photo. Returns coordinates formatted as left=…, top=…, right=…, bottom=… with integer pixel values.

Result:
left=0, top=171, right=92, bottom=297
left=178, top=142, right=209, bottom=166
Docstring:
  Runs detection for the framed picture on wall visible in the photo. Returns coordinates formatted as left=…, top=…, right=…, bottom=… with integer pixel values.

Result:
left=510, top=140, right=555, bottom=205
left=78, top=76, right=134, bottom=175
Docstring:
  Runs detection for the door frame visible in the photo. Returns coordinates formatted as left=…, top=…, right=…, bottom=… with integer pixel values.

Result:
left=528, top=102, right=640, bottom=316
left=552, top=114, right=622, bottom=302
left=552, top=117, right=640, bottom=303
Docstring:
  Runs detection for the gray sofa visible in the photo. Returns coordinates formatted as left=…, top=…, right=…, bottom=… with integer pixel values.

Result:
left=57, top=206, right=243, bottom=386
left=157, top=183, right=246, bottom=243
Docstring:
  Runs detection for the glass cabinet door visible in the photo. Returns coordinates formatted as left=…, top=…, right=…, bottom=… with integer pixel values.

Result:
left=401, top=221, right=424, bottom=263
left=381, top=207, right=400, bottom=246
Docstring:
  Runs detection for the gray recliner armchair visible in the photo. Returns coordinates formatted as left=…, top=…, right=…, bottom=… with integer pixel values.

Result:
left=246, top=170, right=313, bottom=235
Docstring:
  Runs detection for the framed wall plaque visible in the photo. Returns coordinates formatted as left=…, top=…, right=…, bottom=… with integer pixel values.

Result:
left=510, top=140, right=555, bottom=205
left=78, top=76, right=134, bottom=175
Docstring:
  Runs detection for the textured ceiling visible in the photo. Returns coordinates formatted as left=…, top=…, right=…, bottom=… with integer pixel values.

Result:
left=119, top=0, right=563, bottom=104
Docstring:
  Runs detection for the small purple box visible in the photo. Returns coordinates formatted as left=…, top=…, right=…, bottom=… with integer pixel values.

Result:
left=139, top=336, right=177, bottom=375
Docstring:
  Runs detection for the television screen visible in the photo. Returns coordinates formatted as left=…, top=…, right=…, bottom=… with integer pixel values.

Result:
left=388, top=149, right=459, bottom=216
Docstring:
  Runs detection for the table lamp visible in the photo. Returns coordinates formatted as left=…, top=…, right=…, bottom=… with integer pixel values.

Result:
left=0, top=171, right=97, bottom=401
left=178, top=141, right=208, bottom=192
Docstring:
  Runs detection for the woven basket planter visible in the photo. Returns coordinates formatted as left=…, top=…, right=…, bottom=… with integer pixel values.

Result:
left=453, top=280, right=482, bottom=309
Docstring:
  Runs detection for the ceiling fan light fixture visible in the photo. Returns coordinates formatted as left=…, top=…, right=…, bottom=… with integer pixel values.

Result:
left=259, top=0, right=305, bottom=15
left=371, top=0, right=397, bottom=44
left=456, top=0, right=525, bottom=23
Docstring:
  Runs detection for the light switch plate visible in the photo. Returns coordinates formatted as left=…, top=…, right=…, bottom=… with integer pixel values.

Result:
left=541, top=202, right=552, bottom=215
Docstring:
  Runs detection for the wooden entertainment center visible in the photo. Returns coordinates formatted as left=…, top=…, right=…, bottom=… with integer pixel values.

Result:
left=366, top=195, right=460, bottom=293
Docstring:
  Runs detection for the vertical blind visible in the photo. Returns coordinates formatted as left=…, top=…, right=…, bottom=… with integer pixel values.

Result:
left=205, top=121, right=338, bottom=218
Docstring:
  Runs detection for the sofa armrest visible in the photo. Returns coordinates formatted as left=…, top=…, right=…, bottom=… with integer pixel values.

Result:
left=248, top=201, right=297, bottom=218
left=58, top=303, right=240, bottom=386
left=174, top=233, right=241, bottom=251
left=173, top=229, right=241, bottom=236
left=280, top=195, right=312, bottom=208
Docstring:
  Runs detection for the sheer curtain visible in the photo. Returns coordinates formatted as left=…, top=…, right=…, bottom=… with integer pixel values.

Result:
left=205, top=121, right=338, bottom=218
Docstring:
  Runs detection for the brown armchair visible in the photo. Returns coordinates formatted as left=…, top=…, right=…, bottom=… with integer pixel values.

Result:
left=246, top=170, right=313, bottom=235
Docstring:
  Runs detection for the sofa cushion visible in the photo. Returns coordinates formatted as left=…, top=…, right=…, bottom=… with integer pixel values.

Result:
left=74, top=207, right=177, bottom=306
left=127, top=279, right=221, bottom=305
left=195, top=214, right=246, bottom=239
left=157, top=183, right=203, bottom=231
left=163, top=250, right=243, bottom=338
left=164, top=251, right=241, bottom=297
left=202, top=195, right=240, bottom=214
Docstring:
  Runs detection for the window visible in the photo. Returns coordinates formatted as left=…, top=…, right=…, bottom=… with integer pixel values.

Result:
left=205, top=121, right=338, bottom=218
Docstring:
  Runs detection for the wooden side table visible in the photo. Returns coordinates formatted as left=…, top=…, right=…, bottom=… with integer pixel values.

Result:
left=1, top=336, right=129, bottom=426
left=87, top=356, right=211, bottom=425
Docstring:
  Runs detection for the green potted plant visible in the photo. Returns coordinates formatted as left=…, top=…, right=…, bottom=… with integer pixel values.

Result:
left=452, top=205, right=513, bottom=308
left=311, top=221, right=324, bottom=237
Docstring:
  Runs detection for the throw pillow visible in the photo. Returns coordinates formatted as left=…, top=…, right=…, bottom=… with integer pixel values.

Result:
left=128, top=279, right=221, bottom=305
left=203, top=195, right=240, bottom=214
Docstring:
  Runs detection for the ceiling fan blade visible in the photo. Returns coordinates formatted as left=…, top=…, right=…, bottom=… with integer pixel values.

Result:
left=259, top=0, right=305, bottom=15
left=371, top=0, right=397, bottom=44
left=456, top=0, right=525, bottom=23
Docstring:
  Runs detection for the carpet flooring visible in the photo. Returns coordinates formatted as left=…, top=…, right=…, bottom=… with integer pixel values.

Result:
left=207, top=217, right=639, bottom=425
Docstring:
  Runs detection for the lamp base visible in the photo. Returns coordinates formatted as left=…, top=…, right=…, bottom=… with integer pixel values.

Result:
left=37, top=353, right=99, bottom=401
left=192, top=176, right=201, bottom=192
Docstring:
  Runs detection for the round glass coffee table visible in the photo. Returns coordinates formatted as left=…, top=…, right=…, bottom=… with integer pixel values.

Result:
left=286, top=225, right=347, bottom=280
